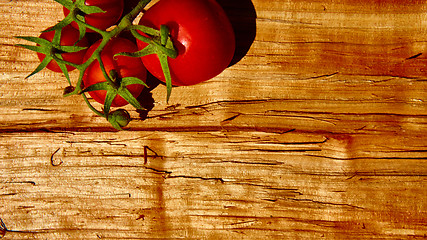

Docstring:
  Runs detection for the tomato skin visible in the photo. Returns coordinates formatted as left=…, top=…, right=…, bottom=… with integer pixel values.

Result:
left=63, top=0, right=124, bottom=32
left=82, top=38, right=147, bottom=107
left=37, top=25, right=89, bottom=72
left=136, top=0, right=236, bottom=86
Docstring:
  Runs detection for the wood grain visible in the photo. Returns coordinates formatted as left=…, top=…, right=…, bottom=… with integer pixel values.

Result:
left=0, top=0, right=426, bottom=239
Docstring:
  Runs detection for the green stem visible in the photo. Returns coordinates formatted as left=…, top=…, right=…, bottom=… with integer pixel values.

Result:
left=73, top=0, right=153, bottom=94
left=82, top=93, right=105, bottom=117
left=96, top=55, right=116, bottom=87
left=73, top=17, right=108, bottom=36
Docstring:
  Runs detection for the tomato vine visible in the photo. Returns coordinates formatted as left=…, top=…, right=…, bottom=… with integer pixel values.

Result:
left=16, top=0, right=235, bottom=130
left=16, top=0, right=177, bottom=130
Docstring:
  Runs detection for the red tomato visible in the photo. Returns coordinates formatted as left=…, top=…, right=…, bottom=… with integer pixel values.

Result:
left=136, top=0, right=235, bottom=86
left=82, top=38, right=147, bottom=107
left=64, top=0, right=124, bottom=32
left=37, top=25, right=89, bottom=72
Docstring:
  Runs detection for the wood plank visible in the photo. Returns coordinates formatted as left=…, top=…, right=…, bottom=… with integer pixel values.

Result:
left=0, top=131, right=426, bottom=239
left=0, top=0, right=426, bottom=239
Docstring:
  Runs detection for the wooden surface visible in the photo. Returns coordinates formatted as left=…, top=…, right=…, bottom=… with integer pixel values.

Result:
left=1, top=0, right=426, bottom=239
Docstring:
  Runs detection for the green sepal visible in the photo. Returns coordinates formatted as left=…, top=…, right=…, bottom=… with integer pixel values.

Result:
left=15, top=44, right=46, bottom=54
left=77, top=22, right=87, bottom=42
left=81, top=81, right=111, bottom=93
left=54, top=54, right=72, bottom=85
left=15, top=36, right=52, bottom=47
left=56, top=0, right=104, bottom=14
left=53, top=0, right=74, bottom=9
left=130, top=28, right=177, bottom=59
left=81, top=80, right=116, bottom=117
left=103, top=88, right=116, bottom=116
left=25, top=56, right=51, bottom=79
left=115, top=44, right=156, bottom=58
left=57, top=45, right=87, bottom=53
left=42, top=16, right=73, bottom=33
left=130, top=25, right=161, bottom=38
left=158, top=54, right=173, bottom=103
left=121, top=77, right=149, bottom=88
left=160, top=25, right=169, bottom=46
left=117, top=86, right=144, bottom=110
left=76, top=2, right=104, bottom=15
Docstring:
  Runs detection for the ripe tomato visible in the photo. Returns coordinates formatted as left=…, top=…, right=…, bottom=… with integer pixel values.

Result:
left=82, top=37, right=147, bottom=107
left=136, top=0, right=235, bottom=86
left=37, top=25, right=89, bottom=72
left=64, top=0, right=124, bottom=32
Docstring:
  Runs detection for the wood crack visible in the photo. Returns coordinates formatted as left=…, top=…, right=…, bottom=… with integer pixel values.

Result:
left=288, top=198, right=365, bottom=210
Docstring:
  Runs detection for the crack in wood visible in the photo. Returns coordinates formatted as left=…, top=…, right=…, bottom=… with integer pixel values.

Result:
left=306, top=154, right=427, bottom=161
left=167, top=175, right=225, bottom=183
left=0, top=218, right=42, bottom=238
left=244, top=148, right=322, bottom=153
left=220, top=160, right=283, bottom=166
left=21, top=108, right=55, bottom=112
left=5, top=181, right=36, bottom=186
left=304, top=72, right=339, bottom=80
left=288, top=198, right=365, bottom=210
left=221, top=113, right=242, bottom=123
left=406, top=53, right=422, bottom=60
left=258, top=138, right=329, bottom=146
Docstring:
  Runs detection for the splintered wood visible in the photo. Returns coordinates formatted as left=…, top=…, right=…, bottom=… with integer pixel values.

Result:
left=0, top=0, right=426, bottom=239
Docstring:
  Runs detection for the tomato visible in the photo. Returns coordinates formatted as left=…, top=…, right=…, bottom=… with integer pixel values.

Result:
left=136, top=0, right=235, bottom=86
left=82, top=37, right=147, bottom=107
left=64, top=0, right=124, bottom=32
left=37, top=25, right=89, bottom=72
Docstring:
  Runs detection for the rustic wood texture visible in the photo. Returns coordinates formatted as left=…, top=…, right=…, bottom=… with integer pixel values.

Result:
left=1, top=0, right=426, bottom=239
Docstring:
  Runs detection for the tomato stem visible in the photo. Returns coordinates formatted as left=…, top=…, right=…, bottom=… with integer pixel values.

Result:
left=16, top=0, right=181, bottom=130
left=82, top=92, right=105, bottom=118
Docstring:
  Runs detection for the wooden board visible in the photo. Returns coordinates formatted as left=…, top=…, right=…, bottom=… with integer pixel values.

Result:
left=1, top=0, right=426, bottom=239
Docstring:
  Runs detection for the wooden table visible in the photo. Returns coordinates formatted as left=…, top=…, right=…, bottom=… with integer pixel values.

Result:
left=1, top=0, right=426, bottom=239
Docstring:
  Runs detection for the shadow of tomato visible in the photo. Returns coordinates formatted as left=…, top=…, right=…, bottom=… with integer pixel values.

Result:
left=136, top=72, right=158, bottom=120
left=216, top=0, right=257, bottom=66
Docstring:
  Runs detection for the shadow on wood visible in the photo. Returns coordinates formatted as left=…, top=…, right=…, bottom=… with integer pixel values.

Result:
left=217, top=0, right=257, bottom=66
